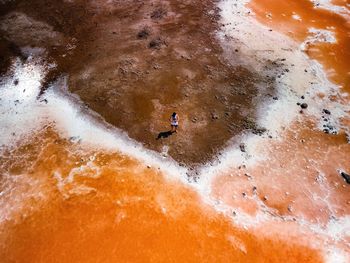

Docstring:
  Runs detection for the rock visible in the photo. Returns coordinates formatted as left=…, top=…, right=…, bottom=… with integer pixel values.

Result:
left=211, top=112, right=219, bottom=120
left=14, top=79, right=19, bottom=85
left=244, top=173, right=252, bottom=179
left=287, top=205, right=292, bottom=212
left=252, top=127, right=267, bottom=135
left=340, top=171, right=350, bottom=184
left=301, top=95, right=305, bottom=99
left=300, top=103, right=308, bottom=109
left=273, top=96, right=278, bottom=100
left=242, top=192, right=247, bottom=198
left=137, top=28, right=150, bottom=39
left=323, top=109, right=331, bottom=115
left=149, top=38, right=164, bottom=49
left=147, top=165, right=151, bottom=169
left=263, top=195, right=268, bottom=201
left=296, top=102, right=300, bottom=106
left=239, top=143, right=246, bottom=152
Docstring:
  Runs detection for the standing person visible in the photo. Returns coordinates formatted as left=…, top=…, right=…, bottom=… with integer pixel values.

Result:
left=170, top=112, right=179, bottom=133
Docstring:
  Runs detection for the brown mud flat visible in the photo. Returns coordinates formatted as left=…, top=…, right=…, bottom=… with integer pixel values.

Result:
left=0, top=0, right=278, bottom=168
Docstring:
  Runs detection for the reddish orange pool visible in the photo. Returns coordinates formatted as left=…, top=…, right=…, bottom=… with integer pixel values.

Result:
left=249, top=0, right=350, bottom=90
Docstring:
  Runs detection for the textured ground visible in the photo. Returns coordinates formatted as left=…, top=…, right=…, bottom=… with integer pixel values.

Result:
left=0, top=0, right=276, bottom=168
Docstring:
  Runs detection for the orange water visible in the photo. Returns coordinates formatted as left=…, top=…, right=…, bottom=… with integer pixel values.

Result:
left=0, top=129, right=324, bottom=262
left=249, top=0, right=350, bottom=90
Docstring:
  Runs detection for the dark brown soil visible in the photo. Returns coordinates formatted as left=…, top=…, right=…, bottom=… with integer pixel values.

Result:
left=0, top=0, right=276, bottom=168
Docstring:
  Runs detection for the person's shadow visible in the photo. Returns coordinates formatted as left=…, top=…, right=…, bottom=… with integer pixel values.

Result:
left=156, top=130, right=173, bottom=140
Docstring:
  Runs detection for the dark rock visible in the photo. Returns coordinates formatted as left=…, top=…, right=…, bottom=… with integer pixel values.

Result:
left=297, top=102, right=300, bottom=106
left=14, top=79, right=19, bottom=85
left=340, top=172, right=350, bottom=184
left=211, top=112, right=219, bottom=120
left=137, top=28, right=150, bottom=39
left=323, top=109, right=331, bottom=115
left=149, top=38, right=164, bottom=49
left=273, top=96, right=278, bottom=100
left=239, top=143, right=246, bottom=152
left=252, top=127, right=267, bottom=135
left=301, top=95, right=305, bottom=99
left=300, top=103, right=308, bottom=109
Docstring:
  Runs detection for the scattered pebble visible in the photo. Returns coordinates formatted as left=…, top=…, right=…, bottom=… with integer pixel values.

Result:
left=300, top=103, right=308, bottom=109
left=239, top=143, right=246, bottom=152
left=322, top=109, right=331, bottom=115
left=340, top=171, right=350, bottom=184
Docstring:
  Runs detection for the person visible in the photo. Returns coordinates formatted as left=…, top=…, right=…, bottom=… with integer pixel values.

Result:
left=170, top=112, right=179, bottom=133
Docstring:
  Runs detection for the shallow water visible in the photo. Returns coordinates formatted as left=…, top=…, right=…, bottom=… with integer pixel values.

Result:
left=0, top=129, right=325, bottom=262
left=249, top=0, right=350, bottom=90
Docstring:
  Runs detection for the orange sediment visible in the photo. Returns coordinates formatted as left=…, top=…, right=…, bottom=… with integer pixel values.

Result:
left=248, top=0, right=350, bottom=91
left=0, top=129, right=324, bottom=262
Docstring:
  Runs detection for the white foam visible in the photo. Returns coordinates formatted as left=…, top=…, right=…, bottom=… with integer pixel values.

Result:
left=0, top=61, right=189, bottom=184
left=325, top=246, right=349, bottom=263
left=303, top=28, right=337, bottom=46
left=0, top=57, right=48, bottom=147
left=42, top=85, right=189, bottom=183
left=292, top=14, right=302, bottom=21
left=310, top=0, right=350, bottom=20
